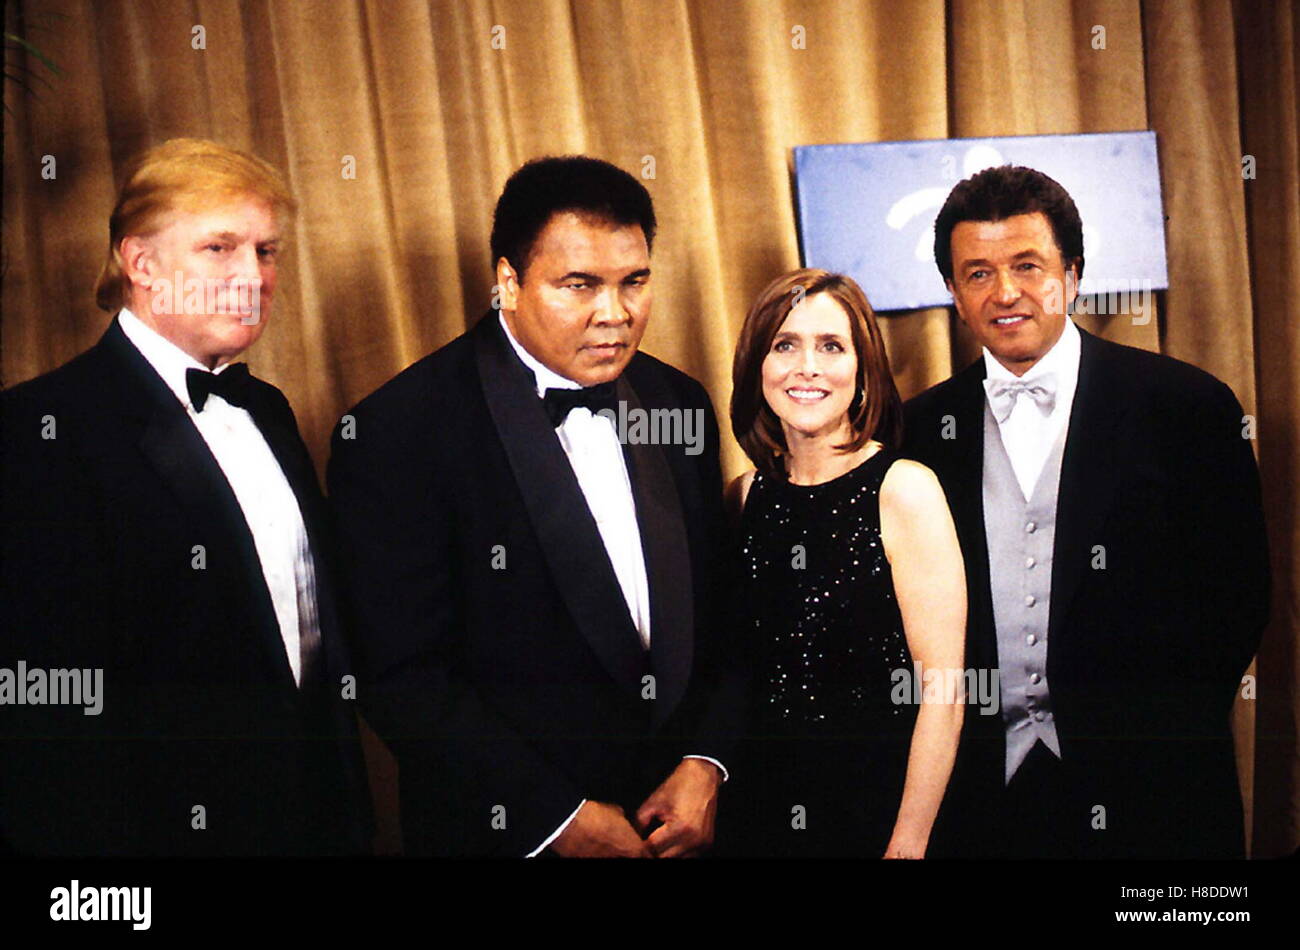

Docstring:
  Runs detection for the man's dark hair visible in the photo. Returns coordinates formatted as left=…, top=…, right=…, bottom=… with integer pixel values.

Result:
left=933, top=164, right=1084, bottom=283
left=490, top=155, right=657, bottom=280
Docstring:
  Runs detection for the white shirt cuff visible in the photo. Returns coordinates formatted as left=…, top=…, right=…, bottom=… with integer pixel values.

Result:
left=526, top=799, right=587, bottom=857
left=683, top=755, right=729, bottom=783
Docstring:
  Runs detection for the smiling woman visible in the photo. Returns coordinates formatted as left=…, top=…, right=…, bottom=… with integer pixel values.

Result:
left=721, top=268, right=966, bottom=859
left=760, top=292, right=861, bottom=461
left=731, top=269, right=901, bottom=479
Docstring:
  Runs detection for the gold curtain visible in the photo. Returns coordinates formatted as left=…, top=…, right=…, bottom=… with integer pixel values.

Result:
left=3, top=0, right=1296, bottom=857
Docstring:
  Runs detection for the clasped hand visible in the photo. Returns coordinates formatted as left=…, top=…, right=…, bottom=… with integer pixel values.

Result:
left=549, top=759, right=722, bottom=858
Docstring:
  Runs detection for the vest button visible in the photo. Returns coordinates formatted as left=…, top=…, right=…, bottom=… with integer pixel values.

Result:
left=1030, top=672, right=1041, bottom=684
left=1025, top=521, right=1037, bottom=533
left=1025, top=556, right=1036, bottom=568
left=1027, top=634, right=1038, bottom=646
left=1025, top=594, right=1036, bottom=607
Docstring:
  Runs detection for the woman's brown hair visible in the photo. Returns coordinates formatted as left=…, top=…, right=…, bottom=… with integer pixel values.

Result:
left=730, top=268, right=902, bottom=476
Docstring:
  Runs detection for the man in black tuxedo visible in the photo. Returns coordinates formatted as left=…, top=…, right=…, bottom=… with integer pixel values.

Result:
left=0, top=139, right=370, bottom=856
left=903, top=165, right=1269, bottom=858
left=328, top=156, right=742, bottom=857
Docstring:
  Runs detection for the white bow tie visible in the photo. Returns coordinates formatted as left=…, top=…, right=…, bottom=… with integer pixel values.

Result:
left=984, top=373, right=1058, bottom=423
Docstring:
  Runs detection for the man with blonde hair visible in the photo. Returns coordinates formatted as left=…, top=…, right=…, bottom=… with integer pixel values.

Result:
left=1, top=138, right=370, bottom=855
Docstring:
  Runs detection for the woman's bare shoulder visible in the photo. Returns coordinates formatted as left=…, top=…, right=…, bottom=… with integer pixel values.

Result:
left=880, top=457, right=946, bottom=515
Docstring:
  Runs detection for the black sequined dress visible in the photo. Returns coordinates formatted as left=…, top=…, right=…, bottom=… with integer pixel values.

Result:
left=726, top=449, right=917, bottom=857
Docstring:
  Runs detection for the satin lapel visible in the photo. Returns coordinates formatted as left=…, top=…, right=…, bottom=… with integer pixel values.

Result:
left=945, top=361, right=998, bottom=673
left=616, top=379, right=693, bottom=727
left=474, top=318, right=646, bottom=697
left=100, top=321, right=298, bottom=694
left=245, top=394, right=321, bottom=527
left=244, top=391, right=340, bottom=689
left=245, top=386, right=367, bottom=818
left=1048, top=329, right=1130, bottom=644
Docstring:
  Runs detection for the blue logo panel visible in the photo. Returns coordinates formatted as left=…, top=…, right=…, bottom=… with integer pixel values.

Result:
left=793, top=131, right=1168, bottom=312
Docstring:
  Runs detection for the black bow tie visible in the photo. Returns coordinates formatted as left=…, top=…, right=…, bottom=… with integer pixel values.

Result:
left=186, top=363, right=253, bottom=411
left=541, top=382, right=618, bottom=427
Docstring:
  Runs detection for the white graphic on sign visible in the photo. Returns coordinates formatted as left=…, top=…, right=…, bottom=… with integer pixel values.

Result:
left=886, top=144, right=1099, bottom=268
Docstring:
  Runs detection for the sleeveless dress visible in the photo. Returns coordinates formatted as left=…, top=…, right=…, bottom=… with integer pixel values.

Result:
left=726, top=449, right=917, bottom=858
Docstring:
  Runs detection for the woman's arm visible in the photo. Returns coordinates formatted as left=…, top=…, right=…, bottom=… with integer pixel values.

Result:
left=878, top=458, right=967, bottom=858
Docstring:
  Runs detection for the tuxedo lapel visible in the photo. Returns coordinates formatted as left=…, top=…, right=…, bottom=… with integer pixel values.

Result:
left=473, top=318, right=646, bottom=698
left=246, top=394, right=320, bottom=525
left=243, top=390, right=340, bottom=686
left=99, top=321, right=298, bottom=694
left=1048, top=329, right=1131, bottom=645
left=244, top=387, right=367, bottom=820
left=616, top=378, right=692, bottom=727
left=944, top=361, right=998, bottom=673
left=945, top=361, right=988, bottom=529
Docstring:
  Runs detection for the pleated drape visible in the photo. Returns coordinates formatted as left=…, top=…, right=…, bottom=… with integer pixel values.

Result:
left=3, top=0, right=1295, bottom=857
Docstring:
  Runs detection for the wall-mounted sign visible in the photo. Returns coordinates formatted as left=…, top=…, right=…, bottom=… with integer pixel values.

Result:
left=793, top=131, right=1168, bottom=312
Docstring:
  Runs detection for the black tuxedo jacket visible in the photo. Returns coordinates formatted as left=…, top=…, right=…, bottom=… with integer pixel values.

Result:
left=327, top=314, right=743, bottom=856
left=0, top=317, right=371, bottom=856
left=903, top=327, right=1269, bottom=858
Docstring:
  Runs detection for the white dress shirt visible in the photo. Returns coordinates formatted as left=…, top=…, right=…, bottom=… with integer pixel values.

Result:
left=982, top=318, right=1082, bottom=500
left=118, top=308, right=320, bottom=687
left=499, top=316, right=653, bottom=650
left=498, top=315, right=726, bottom=856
